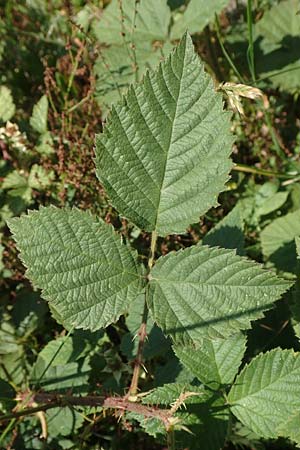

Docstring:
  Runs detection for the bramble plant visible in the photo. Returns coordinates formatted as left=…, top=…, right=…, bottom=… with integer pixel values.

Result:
left=5, top=33, right=300, bottom=449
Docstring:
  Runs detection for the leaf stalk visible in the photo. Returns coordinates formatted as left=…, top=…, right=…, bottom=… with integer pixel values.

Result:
left=128, top=231, right=158, bottom=396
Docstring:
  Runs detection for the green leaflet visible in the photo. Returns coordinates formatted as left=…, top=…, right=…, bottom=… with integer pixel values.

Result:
left=8, top=207, right=144, bottom=331
left=171, top=0, right=229, bottom=40
left=174, top=333, right=246, bottom=389
left=261, top=209, right=300, bottom=273
left=95, top=33, right=233, bottom=236
left=228, top=348, right=300, bottom=440
left=148, top=245, right=291, bottom=344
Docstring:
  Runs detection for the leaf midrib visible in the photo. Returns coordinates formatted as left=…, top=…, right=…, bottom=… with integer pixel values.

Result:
left=154, top=40, right=186, bottom=233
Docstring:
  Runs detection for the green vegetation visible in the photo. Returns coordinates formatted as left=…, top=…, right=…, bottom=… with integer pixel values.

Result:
left=1, top=1, right=300, bottom=449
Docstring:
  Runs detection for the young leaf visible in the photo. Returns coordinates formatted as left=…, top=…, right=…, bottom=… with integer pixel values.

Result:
left=8, top=207, right=144, bottom=331
left=261, top=209, right=300, bottom=273
left=148, top=245, right=291, bottom=344
left=30, top=95, right=48, bottom=134
left=174, top=333, right=246, bottom=389
left=171, top=0, right=229, bottom=40
left=228, top=348, right=300, bottom=439
left=95, top=33, right=233, bottom=236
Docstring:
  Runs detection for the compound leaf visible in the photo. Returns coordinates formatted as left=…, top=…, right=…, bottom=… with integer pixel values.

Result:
left=228, top=348, right=300, bottom=439
left=148, top=245, right=291, bottom=344
left=95, top=33, right=233, bottom=236
left=8, top=207, right=144, bottom=331
left=174, top=332, right=246, bottom=388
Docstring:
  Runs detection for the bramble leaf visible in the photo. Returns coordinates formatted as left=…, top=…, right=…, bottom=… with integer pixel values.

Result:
left=228, top=348, right=300, bottom=439
left=8, top=207, right=144, bottom=331
left=174, top=332, right=246, bottom=388
left=95, top=33, right=233, bottom=236
left=148, top=245, right=291, bottom=343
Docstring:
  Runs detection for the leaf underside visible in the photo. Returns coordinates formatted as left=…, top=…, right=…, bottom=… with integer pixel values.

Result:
left=95, top=33, right=233, bottom=236
left=8, top=207, right=144, bottom=331
left=228, top=348, right=300, bottom=440
left=148, top=245, right=291, bottom=344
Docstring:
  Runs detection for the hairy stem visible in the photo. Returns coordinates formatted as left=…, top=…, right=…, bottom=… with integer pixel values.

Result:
left=128, top=299, right=149, bottom=396
left=0, top=392, right=172, bottom=429
left=128, top=231, right=158, bottom=396
left=167, top=428, right=176, bottom=450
